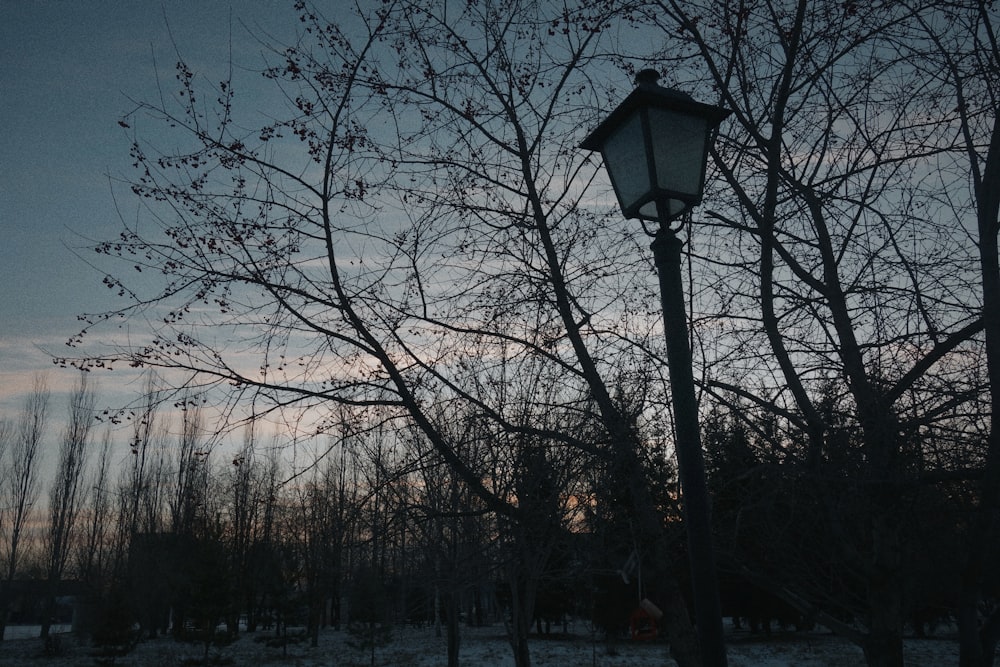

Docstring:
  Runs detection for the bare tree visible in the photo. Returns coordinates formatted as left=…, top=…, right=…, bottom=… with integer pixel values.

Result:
left=906, top=2, right=1000, bottom=664
left=40, top=373, right=96, bottom=640
left=108, top=374, right=170, bottom=591
left=0, top=419, right=9, bottom=480
left=415, top=460, right=476, bottom=667
left=169, top=398, right=207, bottom=536
left=76, top=427, right=114, bottom=593
left=70, top=1, right=1000, bottom=664
left=0, top=377, right=49, bottom=641
left=632, top=1, right=993, bottom=665
left=244, top=440, right=284, bottom=634
left=65, top=1, right=697, bottom=661
left=127, top=375, right=171, bottom=539
left=226, top=423, right=270, bottom=634
left=405, top=407, right=495, bottom=667
left=294, top=457, right=345, bottom=648
left=0, top=420, right=10, bottom=568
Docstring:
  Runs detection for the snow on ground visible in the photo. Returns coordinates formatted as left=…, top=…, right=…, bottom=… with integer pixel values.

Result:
left=0, top=622, right=964, bottom=666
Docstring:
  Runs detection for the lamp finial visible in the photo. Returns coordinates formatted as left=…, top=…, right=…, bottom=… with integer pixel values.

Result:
left=635, top=69, right=661, bottom=87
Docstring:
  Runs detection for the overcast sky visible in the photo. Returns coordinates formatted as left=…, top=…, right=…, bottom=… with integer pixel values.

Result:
left=1, top=2, right=302, bottom=418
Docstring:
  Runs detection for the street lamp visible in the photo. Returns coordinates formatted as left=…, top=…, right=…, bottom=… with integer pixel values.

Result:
left=581, top=69, right=731, bottom=667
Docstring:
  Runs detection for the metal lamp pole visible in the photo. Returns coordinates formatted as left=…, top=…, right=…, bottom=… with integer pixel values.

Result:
left=580, top=69, right=731, bottom=667
left=652, top=218, right=727, bottom=667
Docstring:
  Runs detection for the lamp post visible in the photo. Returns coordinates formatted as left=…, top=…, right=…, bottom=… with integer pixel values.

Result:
left=581, top=69, right=731, bottom=667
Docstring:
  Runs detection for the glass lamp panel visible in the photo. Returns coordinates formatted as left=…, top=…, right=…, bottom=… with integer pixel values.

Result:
left=637, top=200, right=658, bottom=219
left=638, top=198, right=686, bottom=220
left=648, top=107, right=709, bottom=200
left=601, top=111, right=652, bottom=214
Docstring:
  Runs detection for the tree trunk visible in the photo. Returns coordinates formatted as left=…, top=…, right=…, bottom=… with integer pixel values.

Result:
left=862, top=634, right=905, bottom=667
left=434, top=579, right=442, bottom=639
left=863, top=513, right=904, bottom=667
left=506, top=574, right=534, bottom=667
left=39, top=584, right=58, bottom=640
left=511, top=613, right=532, bottom=667
left=980, top=606, right=1000, bottom=667
left=960, top=108, right=1000, bottom=667
left=446, top=590, right=460, bottom=667
left=959, top=587, right=986, bottom=667
left=660, top=579, right=702, bottom=667
left=0, top=584, right=9, bottom=642
left=39, top=604, right=53, bottom=641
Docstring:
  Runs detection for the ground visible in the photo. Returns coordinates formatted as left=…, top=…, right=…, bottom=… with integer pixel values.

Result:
left=0, top=622, right=965, bottom=666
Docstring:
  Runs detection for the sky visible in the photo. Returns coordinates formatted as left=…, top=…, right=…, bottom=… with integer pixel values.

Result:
left=1, top=2, right=303, bottom=423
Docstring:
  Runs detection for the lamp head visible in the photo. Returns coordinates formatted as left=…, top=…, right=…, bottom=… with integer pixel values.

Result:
left=581, top=70, right=731, bottom=223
